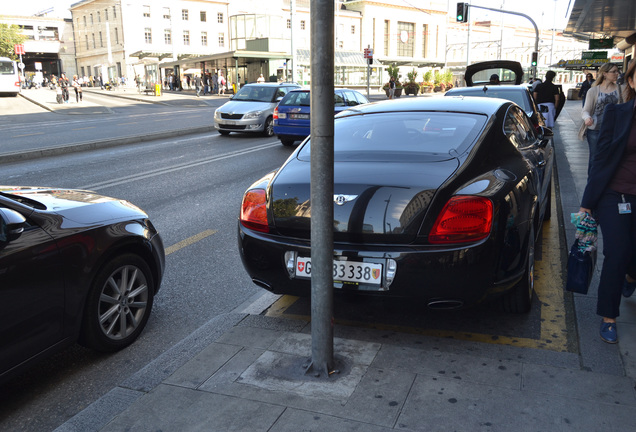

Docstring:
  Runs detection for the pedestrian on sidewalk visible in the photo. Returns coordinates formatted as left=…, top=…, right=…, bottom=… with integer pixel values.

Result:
left=72, top=75, right=83, bottom=102
left=533, top=70, right=559, bottom=128
left=579, top=73, right=594, bottom=107
left=59, top=73, right=70, bottom=103
left=578, top=60, right=636, bottom=344
left=194, top=74, right=202, bottom=97
left=388, top=76, right=396, bottom=99
left=581, top=63, right=624, bottom=174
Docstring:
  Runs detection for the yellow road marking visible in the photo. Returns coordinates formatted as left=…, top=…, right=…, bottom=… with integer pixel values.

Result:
left=165, top=229, right=217, bottom=255
left=12, top=132, right=44, bottom=138
left=266, top=182, right=570, bottom=352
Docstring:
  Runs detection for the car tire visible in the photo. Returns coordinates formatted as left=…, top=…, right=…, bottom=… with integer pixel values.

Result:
left=280, top=138, right=295, bottom=146
left=79, top=254, right=155, bottom=352
left=263, top=116, right=274, bottom=137
left=219, top=130, right=230, bottom=136
left=543, top=181, right=552, bottom=221
left=500, top=224, right=534, bottom=313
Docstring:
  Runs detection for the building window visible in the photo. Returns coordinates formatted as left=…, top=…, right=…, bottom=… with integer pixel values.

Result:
left=182, top=9, right=188, bottom=20
left=201, top=31, right=207, bottom=46
left=81, top=67, right=85, bottom=76
left=422, top=24, right=428, bottom=58
left=218, top=33, right=224, bottom=47
left=99, top=31, right=103, bottom=47
left=145, top=28, right=152, bottom=44
left=97, top=11, right=101, bottom=22
left=115, top=28, right=119, bottom=44
left=92, top=33, right=96, bottom=48
left=200, top=11, right=206, bottom=22
left=113, top=6, right=117, bottom=18
left=286, top=19, right=291, bottom=29
left=351, top=25, right=355, bottom=34
left=300, top=20, right=305, bottom=30
left=183, top=30, right=190, bottom=45
left=383, top=20, right=389, bottom=56
left=217, top=13, right=223, bottom=23
left=90, top=14, right=93, bottom=24
left=83, top=16, right=87, bottom=27
left=105, top=9, right=108, bottom=20
left=85, top=35, right=89, bottom=50
left=163, top=7, right=170, bottom=19
left=143, top=6, right=150, bottom=18
left=338, top=40, right=343, bottom=49
left=397, top=21, right=414, bottom=57
left=164, top=29, right=171, bottom=44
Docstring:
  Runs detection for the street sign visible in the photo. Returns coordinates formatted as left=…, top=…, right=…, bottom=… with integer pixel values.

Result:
left=582, top=51, right=607, bottom=60
left=14, top=44, right=25, bottom=55
left=34, top=62, right=42, bottom=70
left=18, top=62, right=25, bottom=70
left=589, top=38, right=613, bottom=50
left=363, top=48, right=373, bottom=59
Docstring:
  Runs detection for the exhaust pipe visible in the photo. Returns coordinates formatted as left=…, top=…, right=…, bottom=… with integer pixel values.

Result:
left=426, top=299, right=464, bottom=310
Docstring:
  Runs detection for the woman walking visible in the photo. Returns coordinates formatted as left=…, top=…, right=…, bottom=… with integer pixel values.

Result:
left=579, top=60, right=636, bottom=344
left=582, top=63, right=623, bottom=173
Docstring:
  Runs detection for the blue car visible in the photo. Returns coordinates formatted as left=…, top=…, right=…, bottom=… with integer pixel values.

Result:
left=273, top=88, right=369, bottom=146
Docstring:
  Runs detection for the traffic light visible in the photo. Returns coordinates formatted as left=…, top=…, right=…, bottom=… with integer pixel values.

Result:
left=456, top=2, right=468, bottom=23
left=531, top=51, right=538, bottom=67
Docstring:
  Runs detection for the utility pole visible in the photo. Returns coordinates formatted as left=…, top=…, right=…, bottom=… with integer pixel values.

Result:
left=307, top=0, right=335, bottom=379
left=290, top=0, right=296, bottom=83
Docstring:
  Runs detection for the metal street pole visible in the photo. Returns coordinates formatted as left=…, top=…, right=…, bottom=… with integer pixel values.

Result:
left=307, top=0, right=335, bottom=378
left=290, top=0, right=296, bottom=83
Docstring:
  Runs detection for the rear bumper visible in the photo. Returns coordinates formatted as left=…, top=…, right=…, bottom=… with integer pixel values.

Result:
left=238, top=223, right=520, bottom=308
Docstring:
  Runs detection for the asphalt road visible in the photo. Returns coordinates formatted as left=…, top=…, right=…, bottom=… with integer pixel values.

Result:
left=0, top=114, right=295, bottom=431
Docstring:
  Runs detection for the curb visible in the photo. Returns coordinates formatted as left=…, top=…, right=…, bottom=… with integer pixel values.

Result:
left=0, top=126, right=217, bottom=164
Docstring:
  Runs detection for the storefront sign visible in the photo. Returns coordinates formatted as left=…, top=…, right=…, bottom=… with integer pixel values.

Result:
left=589, top=38, right=614, bottom=49
left=581, top=51, right=607, bottom=60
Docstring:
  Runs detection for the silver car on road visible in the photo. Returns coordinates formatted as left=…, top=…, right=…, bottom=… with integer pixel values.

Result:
left=214, top=82, right=301, bottom=137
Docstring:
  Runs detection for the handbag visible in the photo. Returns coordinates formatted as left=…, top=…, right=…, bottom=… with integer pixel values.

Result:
left=566, top=239, right=597, bottom=294
left=578, top=122, right=587, bottom=140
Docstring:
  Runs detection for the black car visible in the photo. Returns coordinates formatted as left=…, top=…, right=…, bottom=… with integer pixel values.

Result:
left=0, top=187, right=165, bottom=384
left=446, top=60, right=547, bottom=130
left=238, top=97, right=553, bottom=313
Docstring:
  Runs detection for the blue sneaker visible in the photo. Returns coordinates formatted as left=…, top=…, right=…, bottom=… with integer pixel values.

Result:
left=622, top=278, right=636, bottom=298
left=600, top=321, right=618, bottom=344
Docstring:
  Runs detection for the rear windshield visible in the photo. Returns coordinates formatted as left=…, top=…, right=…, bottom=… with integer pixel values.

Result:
left=470, top=67, right=520, bottom=85
left=450, top=88, right=530, bottom=112
left=297, top=111, right=487, bottom=162
left=0, top=61, right=16, bottom=75
left=280, top=91, right=310, bottom=106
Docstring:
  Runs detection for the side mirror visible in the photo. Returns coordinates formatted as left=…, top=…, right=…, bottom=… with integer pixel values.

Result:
left=0, top=208, right=26, bottom=242
left=537, top=126, right=554, bottom=143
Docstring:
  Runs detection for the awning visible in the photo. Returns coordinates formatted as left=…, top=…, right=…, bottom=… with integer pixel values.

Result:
left=553, top=58, right=622, bottom=70
left=296, top=49, right=382, bottom=67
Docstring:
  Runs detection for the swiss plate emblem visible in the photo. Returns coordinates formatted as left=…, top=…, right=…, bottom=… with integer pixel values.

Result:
left=372, top=269, right=381, bottom=279
left=298, top=262, right=305, bottom=272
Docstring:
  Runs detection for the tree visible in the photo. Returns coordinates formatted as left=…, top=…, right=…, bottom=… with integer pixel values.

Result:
left=0, top=24, right=27, bottom=60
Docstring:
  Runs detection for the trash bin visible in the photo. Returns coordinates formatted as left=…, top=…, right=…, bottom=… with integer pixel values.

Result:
left=155, top=83, right=162, bottom=96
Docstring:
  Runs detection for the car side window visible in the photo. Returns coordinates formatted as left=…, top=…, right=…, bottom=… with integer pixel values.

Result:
left=334, top=93, right=346, bottom=107
left=343, top=91, right=359, bottom=106
left=504, top=106, right=535, bottom=148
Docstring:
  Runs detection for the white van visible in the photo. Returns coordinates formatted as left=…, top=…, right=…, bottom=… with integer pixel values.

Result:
left=0, top=57, right=21, bottom=96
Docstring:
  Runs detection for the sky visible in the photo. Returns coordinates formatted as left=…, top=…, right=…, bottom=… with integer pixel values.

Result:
left=0, top=0, right=573, bottom=31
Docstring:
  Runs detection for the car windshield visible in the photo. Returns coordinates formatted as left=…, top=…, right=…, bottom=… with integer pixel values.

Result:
left=280, top=91, right=310, bottom=106
left=298, top=112, right=487, bottom=162
left=232, top=86, right=279, bottom=102
left=450, top=88, right=531, bottom=112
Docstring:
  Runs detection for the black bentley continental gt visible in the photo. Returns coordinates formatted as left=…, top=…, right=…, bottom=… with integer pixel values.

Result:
left=0, top=187, right=165, bottom=384
left=238, top=97, right=553, bottom=313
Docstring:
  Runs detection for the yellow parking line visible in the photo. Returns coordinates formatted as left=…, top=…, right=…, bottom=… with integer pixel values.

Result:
left=12, top=132, right=45, bottom=138
left=266, top=183, right=570, bottom=352
left=165, top=229, right=217, bottom=255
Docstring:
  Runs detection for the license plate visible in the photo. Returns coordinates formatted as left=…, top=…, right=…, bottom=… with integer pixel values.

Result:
left=290, top=113, right=310, bottom=119
left=295, top=257, right=382, bottom=285
left=224, top=120, right=236, bottom=125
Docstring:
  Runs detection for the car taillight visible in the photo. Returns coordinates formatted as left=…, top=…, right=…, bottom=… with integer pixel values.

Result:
left=429, top=196, right=493, bottom=244
left=273, top=107, right=279, bottom=120
left=240, top=189, right=269, bottom=233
